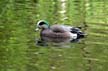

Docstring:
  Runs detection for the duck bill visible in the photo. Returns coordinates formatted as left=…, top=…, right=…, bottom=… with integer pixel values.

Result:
left=35, top=28, right=39, bottom=31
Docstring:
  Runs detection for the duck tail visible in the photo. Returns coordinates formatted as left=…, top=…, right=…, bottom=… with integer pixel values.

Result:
left=70, top=27, right=81, bottom=33
left=70, top=27, right=86, bottom=42
left=77, top=32, right=85, bottom=39
left=70, top=27, right=86, bottom=38
left=70, top=32, right=86, bottom=42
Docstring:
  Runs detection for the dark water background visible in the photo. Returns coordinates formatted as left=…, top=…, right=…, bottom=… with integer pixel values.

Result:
left=0, top=0, right=108, bottom=71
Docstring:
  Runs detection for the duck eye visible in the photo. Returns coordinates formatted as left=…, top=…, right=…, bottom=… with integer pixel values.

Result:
left=39, top=22, right=45, bottom=25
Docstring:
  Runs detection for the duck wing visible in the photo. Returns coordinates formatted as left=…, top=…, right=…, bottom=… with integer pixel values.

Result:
left=41, top=29, right=75, bottom=43
left=50, top=25, right=72, bottom=32
left=51, top=24, right=85, bottom=39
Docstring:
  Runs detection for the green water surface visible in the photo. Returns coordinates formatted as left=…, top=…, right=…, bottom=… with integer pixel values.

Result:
left=0, top=0, right=108, bottom=71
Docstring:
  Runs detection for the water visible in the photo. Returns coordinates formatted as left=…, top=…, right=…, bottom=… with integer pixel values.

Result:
left=0, top=0, right=108, bottom=71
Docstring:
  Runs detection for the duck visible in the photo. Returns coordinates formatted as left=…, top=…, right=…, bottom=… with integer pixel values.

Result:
left=36, top=20, right=85, bottom=44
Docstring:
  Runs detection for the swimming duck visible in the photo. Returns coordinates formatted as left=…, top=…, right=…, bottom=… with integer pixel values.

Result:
left=36, top=20, right=85, bottom=44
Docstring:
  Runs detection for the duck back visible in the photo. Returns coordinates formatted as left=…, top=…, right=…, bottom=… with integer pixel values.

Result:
left=51, top=25, right=72, bottom=33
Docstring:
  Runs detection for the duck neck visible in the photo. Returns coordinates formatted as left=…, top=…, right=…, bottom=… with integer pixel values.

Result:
left=42, top=27, right=49, bottom=30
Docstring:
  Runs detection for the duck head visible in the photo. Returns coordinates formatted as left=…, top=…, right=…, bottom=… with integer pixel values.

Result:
left=36, top=20, right=50, bottom=31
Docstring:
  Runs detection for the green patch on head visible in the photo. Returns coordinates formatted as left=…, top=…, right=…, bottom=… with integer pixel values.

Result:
left=42, top=20, right=50, bottom=27
left=43, top=20, right=49, bottom=25
left=37, top=20, right=50, bottom=28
